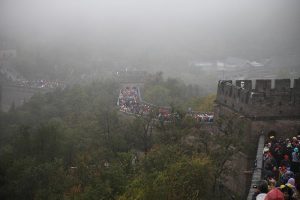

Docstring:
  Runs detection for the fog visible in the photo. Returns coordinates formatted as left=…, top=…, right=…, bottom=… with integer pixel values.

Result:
left=1, top=1, right=300, bottom=198
left=1, top=0, right=300, bottom=82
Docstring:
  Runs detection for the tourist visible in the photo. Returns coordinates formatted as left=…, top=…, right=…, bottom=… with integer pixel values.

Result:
left=264, top=188, right=284, bottom=200
left=252, top=180, right=268, bottom=200
left=291, top=148, right=300, bottom=173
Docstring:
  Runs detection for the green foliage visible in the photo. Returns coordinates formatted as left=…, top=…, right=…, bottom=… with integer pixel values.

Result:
left=142, top=72, right=204, bottom=108
left=2, top=158, right=69, bottom=200
left=165, top=157, right=214, bottom=200
left=184, top=94, right=216, bottom=112
left=120, top=145, right=214, bottom=200
left=0, top=77, right=242, bottom=199
left=143, top=85, right=171, bottom=106
left=0, top=80, right=125, bottom=199
left=82, top=162, right=128, bottom=200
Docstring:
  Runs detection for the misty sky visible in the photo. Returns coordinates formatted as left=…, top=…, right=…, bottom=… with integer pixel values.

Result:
left=1, top=0, right=300, bottom=61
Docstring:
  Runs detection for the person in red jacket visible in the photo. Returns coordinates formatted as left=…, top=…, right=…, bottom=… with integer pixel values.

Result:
left=265, top=188, right=284, bottom=200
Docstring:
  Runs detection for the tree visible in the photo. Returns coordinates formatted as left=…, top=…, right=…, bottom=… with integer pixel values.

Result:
left=143, top=85, right=171, bottom=106
left=124, top=112, right=155, bottom=155
left=120, top=147, right=215, bottom=200
left=209, top=116, right=246, bottom=199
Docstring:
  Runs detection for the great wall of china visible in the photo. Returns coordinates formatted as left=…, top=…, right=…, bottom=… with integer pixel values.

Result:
left=1, top=69, right=300, bottom=198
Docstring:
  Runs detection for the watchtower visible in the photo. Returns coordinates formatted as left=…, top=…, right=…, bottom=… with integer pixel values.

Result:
left=215, top=78, right=300, bottom=137
left=214, top=78, right=300, bottom=197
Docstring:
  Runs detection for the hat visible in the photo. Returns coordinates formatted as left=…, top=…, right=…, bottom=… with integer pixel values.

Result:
left=264, top=147, right=270, bottom=153
left=286, top=183, right=294, bottom=188
left=294, top=148, right=299, bottom=153
left=287, top=178, right=295, bottom=186
left=256, top=193, right=267, bottom=200
left=270, top=136, right=275, bottom=139
left=264, top=188, right=284, bottom=200
left=268, top=143, right=272, bottom=147
left=279, top=185, right=286, bottom=189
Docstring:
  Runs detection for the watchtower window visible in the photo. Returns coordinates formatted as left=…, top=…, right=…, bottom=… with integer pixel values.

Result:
left=241, top=81, right=245, bottom=89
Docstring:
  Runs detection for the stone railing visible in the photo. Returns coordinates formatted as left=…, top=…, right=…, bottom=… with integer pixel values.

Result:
left=247, top=134, right=265, bottom=200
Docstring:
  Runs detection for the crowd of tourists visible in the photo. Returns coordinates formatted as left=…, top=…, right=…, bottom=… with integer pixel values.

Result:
left=13, top=79, right=65, bottom=89
left=187, top=111, right=214, bottom=123
left=117, top=86, right=170, bottom=118
left=253, top=134, right=300, bottom=200
left=8, top=80, right=65, bottom=89
left=118, top=87, right=154, bottom=116
left=117, top=86, right=214, bottom=123
left=157, top=108, right=173, bottom=121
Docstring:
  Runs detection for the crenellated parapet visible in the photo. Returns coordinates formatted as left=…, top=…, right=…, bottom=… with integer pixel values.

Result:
left=216, top=78, right=300, bottom=118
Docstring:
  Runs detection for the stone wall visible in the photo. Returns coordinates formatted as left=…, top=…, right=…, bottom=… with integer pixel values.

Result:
left=216, top=78, right=300, bottom=118
left=213, top=103, right=256, bottom=198
left=247, top=135, right=265, bottom=200
left=0, top=84, right=51, bottom=112
left=251, top=120, right=300, bottom=138
left=224, top=151, right=252, bottom=197
left=214, top=78, right=300, bottom=198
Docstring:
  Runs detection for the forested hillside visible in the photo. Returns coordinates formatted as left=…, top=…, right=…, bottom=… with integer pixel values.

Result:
left=0, top=78, right=242, bottom=200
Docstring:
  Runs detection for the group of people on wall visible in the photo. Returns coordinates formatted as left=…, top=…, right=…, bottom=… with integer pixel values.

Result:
left=118, top=86, right=156, bottom=116
left=187, top=111, right=214, bottom=123
left=6, top=78, right=65, bottom=89
left=117, top=86, right=214, bottom=123
left=253, top=134, right=300, bottom=200
left=15, top=79, right=65, bottom=89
